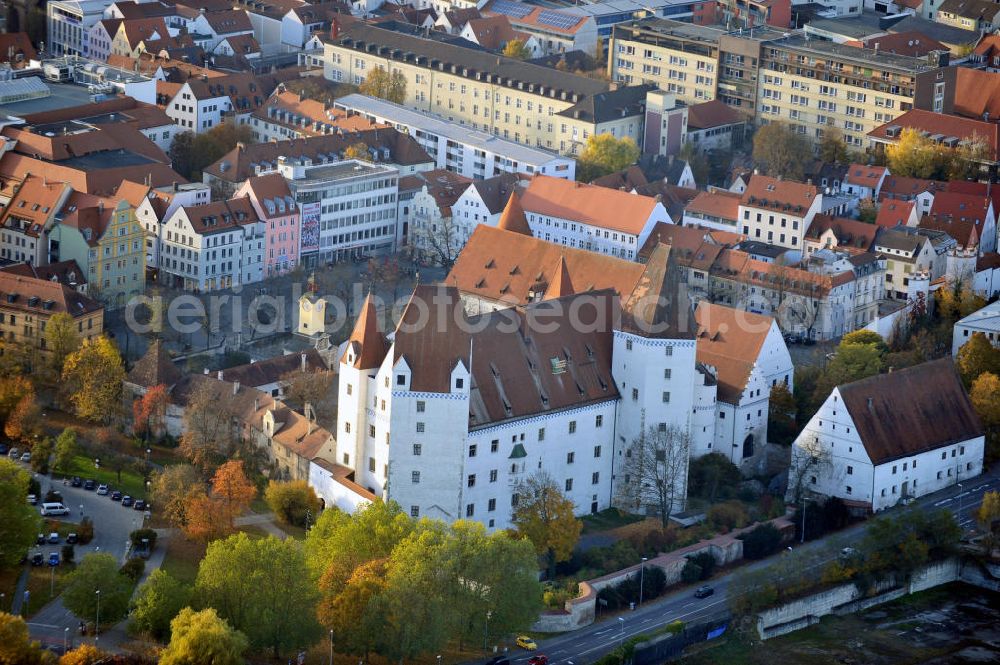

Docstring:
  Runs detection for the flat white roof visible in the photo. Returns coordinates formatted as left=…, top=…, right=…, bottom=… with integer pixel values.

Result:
left=334, top=93, right=571, bottom=168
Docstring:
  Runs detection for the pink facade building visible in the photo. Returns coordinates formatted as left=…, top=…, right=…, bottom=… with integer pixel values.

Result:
left=236, top=173, right=300, bottom=277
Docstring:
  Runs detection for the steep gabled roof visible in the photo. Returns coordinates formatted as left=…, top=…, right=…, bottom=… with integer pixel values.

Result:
left=342, top=294, right=388, bottom=370
left=686, top=99, right=743, bottom=130
left=544, top=256, right=574, bottom=299
left=496, top=191, right=532, bottom=235
left=875, top=200, right=916, bottom=228
left=805, top=214, right=879, bottom=251
left=520, top=175, right=660, bottom=235
left=839, top=358, right=983, bottom=465
left=0, top=272, right=103, bottom=319
left=128, top=338, right=182, bottom=389
left=694, top=303, right=775, bottom=404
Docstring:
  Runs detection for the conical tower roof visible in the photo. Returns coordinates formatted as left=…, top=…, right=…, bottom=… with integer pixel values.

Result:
left=545, top=256, right=575, bottom=299
left=497, top=191, right=531, bottom=235
left=341, top=293, right=388, bottom=369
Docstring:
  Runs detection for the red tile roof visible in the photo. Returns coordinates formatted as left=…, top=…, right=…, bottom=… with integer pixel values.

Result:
left=875, top=200, right=916, bottom=228
left=953, top=67, right=1000, bottom=123
left=845, top=164, right=887, bottom=190
left=805, top=214, right=879, bottom=251
left=342, top=294, right=387, bottom=370
left=686, top=100, right=744, bottom=130
left=855, top=31, right=946, bottom=57
left=868, top=109, right=1000, bottom=162
left=0, top=272, right=103, bottom=319
left=694, top=303, right=775, bottom=404
left=496, top=192, right=531, bottom=235
left=685, top=190, right=741, bottom=222
left=878, top=175, right=947, bottom=202
left=0, top=32, right=38, bottom=66
left=520, top=175, right=659, bottom=235
left=741, top=175, right=818, bottom=214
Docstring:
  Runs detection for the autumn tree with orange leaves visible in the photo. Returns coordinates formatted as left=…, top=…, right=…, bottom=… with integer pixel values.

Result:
left=133, top=384, right=170, bottom=441
left=181, top=461, right=256, bottom=542
left=4, top=392, right=42, bottom=445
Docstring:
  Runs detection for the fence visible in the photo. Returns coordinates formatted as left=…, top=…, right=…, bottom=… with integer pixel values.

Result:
left=632, top=612, right=731, bottom=665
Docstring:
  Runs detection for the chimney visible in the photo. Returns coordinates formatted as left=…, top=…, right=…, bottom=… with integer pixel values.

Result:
left=203, top=367, right=209, bottom=375
left=217, top=370, right=224, bottom=380
left=301, top=352, right=307, bottom=372
left=232, top=381, right=240, bottom=395
left=867, top=397, right=873, bottom=409
left=254, top=397, right=259, bottom=412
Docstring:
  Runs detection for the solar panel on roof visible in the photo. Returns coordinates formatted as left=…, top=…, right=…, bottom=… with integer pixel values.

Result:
left=537, top=9, right=580, bottom=30
left=490, top=0, right=533, bottom=19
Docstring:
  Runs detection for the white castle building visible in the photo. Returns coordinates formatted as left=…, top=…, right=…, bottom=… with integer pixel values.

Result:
left=316, top=195, right=791, bottom=528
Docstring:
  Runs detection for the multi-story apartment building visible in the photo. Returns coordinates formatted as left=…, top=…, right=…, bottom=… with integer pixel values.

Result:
left=737, top=175, right=823, bottom=250
left=157, top=197, right=265, bottom=292
left=873, top=226, right=951, bottom=301
left=608, top=18, right=786, bottom=115
left=519, top=176, right=671, bottom=260
left=49, top=194, right=146, bottom=309
left=235, top=173, right=301, bottom=278
left=0, top=271, right=104, bottom=357
left=248, top=88, right=377, bottom=143
left=335, top=94, right=577, bottom=180
left=277, top=158, right=399, bottom=268
left=0, top=174, right=73, bottom=266
left=609, top=19, right=722, bottom=105
left=321, top=22, right=650, bottom=156
left=716, top=0, right=791, bottom=29
left=757, top=37, right=951, bottom=150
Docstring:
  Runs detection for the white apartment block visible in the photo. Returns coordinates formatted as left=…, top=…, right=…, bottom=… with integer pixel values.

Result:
left=520, top=176, right=670, bottom=260
left=787, top=359, right=984, bottom=512
left=952, top=299, right=1000, bottom=357
left=277, top=158, right=400, bottom=267
left=334, top=94, right=577, bottom=180
left=156, top=197, right=264, bottom=292
left=738, top=175, right=823, bottom=250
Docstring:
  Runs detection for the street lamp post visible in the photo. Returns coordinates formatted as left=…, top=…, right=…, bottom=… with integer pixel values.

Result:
left=329, top=629, right=334, bottom=665
left=618, top=616, right=625, bottom=648
left=800, top=496, right=814, bottom=545
left=957, top=482, right=964, bottom=524
left=484, top=610, right=492, bottom=651
left=95, top=590, right=101, bottom=645
left=64, top=627, right=69, bottom=654
left=639, top=557, right=647, bottom=606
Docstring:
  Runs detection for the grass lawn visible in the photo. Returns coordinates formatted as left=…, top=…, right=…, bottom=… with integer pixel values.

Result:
left=0, top=566, right=22, bottom=611
left=23, top=563, right=75, bottom=618
left=53, top=454, right=148, bottom=499
left=160, top=536, right=205, bottom=586
left=581, top=508, right=645, bottom=534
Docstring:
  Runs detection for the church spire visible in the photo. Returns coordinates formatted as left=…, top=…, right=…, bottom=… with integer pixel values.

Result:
left=341, top=293, right=388, bottom=369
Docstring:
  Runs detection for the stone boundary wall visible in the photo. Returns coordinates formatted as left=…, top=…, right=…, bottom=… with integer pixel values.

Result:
left=532, top=516, right=794, bottom=632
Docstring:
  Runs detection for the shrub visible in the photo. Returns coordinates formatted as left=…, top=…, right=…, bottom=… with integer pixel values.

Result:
left=689, top=453, right=742, bottom=501
left=707, top=500, right=749, bottom=532
left=681, top=560, right=702, bottom=584
left=739, top=523, right=783, bottom=560
left=45, top=489, right=63, bottom=503
left=120, top=557, right=145, bottom=582
left=77, top=517, right=94, bottom=545
left=688, top=552, right=716, bottom=580
left=62, top=544, right=75, bottom=564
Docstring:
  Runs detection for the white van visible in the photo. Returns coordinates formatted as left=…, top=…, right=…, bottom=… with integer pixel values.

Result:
left=40, top=502, right=69, bottom=516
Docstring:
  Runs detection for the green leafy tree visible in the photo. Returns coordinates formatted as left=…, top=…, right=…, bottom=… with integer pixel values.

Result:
left=130, top=569, right=192, bottom=641
left=264, top=480, right=321, bottom=527
left=359, top=67, right=407, bottom=104
left=0, top=459, right=41, bottom=569
left=841, top=329, right=888, bottom=353
left=62, top=553, right=133, bottom=628
left=818, top=129, right=849, bottom=164
left=813, top=338, right=884, bottom=401
left=342, top=142, right=371, bottom=161
left=977, top=490, right=1000, bottom=553
left=318, top=558, right=389, bottom=659
left=688, top=452, right=742, bottom=501
left=53, top=428, right=78, bottom=475
left=502, top=39, right=532, bottom=60
left=30, top=436, right=52, bottom=474
left=767, top=384, right=797, bottom=446
left=970, top=372, right=1000, bottom=462
left=44, top=312, right=80, bottom=382
left=168, top=131, right=196, bottom=182
left=511, top=472, right=583, bottom=577
left=61, top=337, right=126, bottom=423
left=752, top=122, right=810, bottom=180
left=150, top=464, right=204, bottom=529
left=305, top=500, right=415, bottom=580
left=0, top=612, right=54, bottom=664
left=0, top=375, right=33, bottom=425
left=58, top=643, right=107, bottom=665
left=577, top=133, right=640, bottom=182
left=956, top=332, right=1000, bottom=387
left=194, top=533, right=322, bottom=659
left=159, top=607, right=247, bottom=665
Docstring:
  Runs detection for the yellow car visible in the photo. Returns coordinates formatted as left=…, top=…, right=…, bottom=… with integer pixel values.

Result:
left=516, top=636, right=537, bottom=650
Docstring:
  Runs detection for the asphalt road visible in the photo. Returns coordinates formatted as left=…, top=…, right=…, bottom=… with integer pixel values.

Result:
left=503, top=469, right=1000, bottom=665
left=20, top=464, right=150, bottom=648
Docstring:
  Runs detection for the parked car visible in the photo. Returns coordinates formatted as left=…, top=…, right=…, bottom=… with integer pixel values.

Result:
left=40, top=502, right=69, bottom=516
left=30, top=553, right=44, bottom=566
left=694, top=585, right=714, bottom=599
left=36, top=534, right=45, bottom=545
left=110, top=491, right=122, bottom=502
left=20, top=452, right=31, bottom=463
left=96, top=484, right=109, bottom=495
left=133, top=500, right=146, bottom=511
left=47, top=533, right=60, bottom=544
left=528, top=655, right=548, bottom=665
left=121, top=496, right=134, bottom=508
left=66, top=533, right=78, bottom=545
left=8, top=448, right=18, bottom=459
left=516, top=636, right=537, bottom=650
left=0, top=443, right=8, bottom=455
left=83, top=479, right=96, bottom=491
left=48, top=552, right=60, bottom=566
left=70, top=477, right=82, bottom=488
left=27, top=494, right=37, bottom=505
